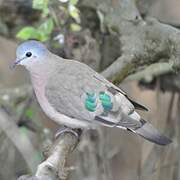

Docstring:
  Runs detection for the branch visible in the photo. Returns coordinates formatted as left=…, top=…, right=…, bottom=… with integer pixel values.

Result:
left=81, top=0, right=180, bottom=84
left=18, top=130, right=81, bottom=180
left=125, top=62, right=173, bottom=82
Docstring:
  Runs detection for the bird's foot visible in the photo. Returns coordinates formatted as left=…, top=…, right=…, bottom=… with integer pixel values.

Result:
left=55, top=126, right=82, bottom=140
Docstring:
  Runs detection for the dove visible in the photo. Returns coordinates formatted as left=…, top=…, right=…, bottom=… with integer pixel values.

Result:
left=12, top=40, right=172, bottom=145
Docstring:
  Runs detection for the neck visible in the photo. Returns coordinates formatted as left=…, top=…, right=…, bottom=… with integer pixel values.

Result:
left=27, top=56, right=51, bottom=88
left=28, top=53, right=64, bottom=90
left=28, top=61, right=51, bottom=106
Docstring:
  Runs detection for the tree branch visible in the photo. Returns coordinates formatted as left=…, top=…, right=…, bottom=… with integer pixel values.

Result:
left=125, top=62, right=173, bottom=82
left=18, top=130, right=81, bottom=180
left=81, top=0, right=180, bottom=84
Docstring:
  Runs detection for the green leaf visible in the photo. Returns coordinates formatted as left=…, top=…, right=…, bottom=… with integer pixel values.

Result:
left=33, top=0, right=49, bottom=10
left=16, top=19, right=54, bottom=41
left=36, top=18, right=54, bottom=41
left=16, top=27, right=41, bottom=40
left=68, top=5, right=81, bottom=23
left=70, top=23, right=81, bottom=31
left=69, top=0, right=78, bottom=5
left=39, top=32, right=49, bottom=41
left=38, top=18, right=54, bottom=35
left=33, top=0, right=49, bottom=16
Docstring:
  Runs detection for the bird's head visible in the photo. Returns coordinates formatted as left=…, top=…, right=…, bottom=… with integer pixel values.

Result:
left=12, top=40, right=48, bottom=69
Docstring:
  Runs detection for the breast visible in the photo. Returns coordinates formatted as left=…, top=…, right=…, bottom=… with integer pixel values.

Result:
left=30, top=73, right=57, bottom=120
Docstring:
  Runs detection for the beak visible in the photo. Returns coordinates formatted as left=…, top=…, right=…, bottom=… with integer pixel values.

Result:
left=10, top=57, right=26, bottom=70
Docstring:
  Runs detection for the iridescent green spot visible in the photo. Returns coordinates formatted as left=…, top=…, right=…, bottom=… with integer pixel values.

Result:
left=99, top=92, right=113, bottom=110
left=99, top=92, right=111, bottom=101
left=86, top=92, right=96, bottom=103
left=85, top=93, right=97, bottom=112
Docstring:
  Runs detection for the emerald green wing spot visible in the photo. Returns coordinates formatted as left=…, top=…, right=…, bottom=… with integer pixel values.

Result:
left=101, top=101, right=113, bottom=110
left=85, top=92, right=113, bottom=112
left=85, top=101, right=96, bottom=112
left=99, top=92, right=113, bottom=110
left=86, top=92, right=96, bottom=103
left=85, top=93, right=97, bottom=112
left=99, top=92, right=111, bottom=101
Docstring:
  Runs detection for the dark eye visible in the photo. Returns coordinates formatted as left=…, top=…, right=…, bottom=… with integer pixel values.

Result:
left=26, top=52, right=32, bottom=57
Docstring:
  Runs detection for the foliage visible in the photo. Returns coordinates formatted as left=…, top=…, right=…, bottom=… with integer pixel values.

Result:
left=16, top=0, right=81, bottom=42
left=33, top=0, right=50, bottom=17
left=16, top=18, right=54, bottom=41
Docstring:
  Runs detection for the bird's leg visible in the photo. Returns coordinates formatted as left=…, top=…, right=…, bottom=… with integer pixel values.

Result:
left=55, top=126, right=82, bottom=140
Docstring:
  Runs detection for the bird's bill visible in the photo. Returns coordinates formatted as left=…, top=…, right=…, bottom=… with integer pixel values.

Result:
left=10, top=57, right=26, bottom=69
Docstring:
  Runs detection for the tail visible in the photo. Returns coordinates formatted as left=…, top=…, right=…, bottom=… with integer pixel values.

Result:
left=127, top=119, right=172, bottom=146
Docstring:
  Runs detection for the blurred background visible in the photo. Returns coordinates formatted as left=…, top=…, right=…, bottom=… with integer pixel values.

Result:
left=0, top=0, right=179, bottom=180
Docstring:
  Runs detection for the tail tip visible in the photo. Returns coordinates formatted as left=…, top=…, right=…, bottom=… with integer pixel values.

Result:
left=156, top=135, right=172, bottom=146
left=136, top=119, right=173, bottom=146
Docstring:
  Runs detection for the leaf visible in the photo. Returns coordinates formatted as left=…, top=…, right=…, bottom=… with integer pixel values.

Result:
left=69, top=0, right=78, bottom=5
left=38, top=18, right=54, bottom=35
left=68, top=5, right=81, bottom=23
left=16, top=27, right=41, bottom=40
left=16, top=19, right=54, bottom=42
left=33, top=0, right=49, bottom=10
left=39, top=32, right=49, bottom=41
left=37, top=18, right=54, bottom=41
left=33, top=0, right=49, bottom=16
left=70, top=23, right=81, bottom=31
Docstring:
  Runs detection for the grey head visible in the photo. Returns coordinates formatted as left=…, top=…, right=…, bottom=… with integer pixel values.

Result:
left=12, top=40, right=49, bottom=69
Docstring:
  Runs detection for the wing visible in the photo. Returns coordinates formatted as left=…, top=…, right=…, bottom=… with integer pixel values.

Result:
left=93, top=74, right=148, bottom=111
left=45, top=60, right=143, bottom=129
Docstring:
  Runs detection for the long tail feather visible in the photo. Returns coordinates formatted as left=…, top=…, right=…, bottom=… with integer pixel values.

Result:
left=130, top=119, right=172, bottom=145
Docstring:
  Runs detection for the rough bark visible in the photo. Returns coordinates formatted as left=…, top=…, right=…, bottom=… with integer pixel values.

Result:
left=80, top=0, right=180, bottom=84
left=18, top=131, right=81, bottom=180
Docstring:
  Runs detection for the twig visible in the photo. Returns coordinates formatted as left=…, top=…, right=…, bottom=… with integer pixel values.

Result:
left=18, top=130, right=81, bottom=180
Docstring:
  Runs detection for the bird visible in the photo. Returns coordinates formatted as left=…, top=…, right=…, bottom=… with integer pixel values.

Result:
left=12, top=40, right=172, bottom=145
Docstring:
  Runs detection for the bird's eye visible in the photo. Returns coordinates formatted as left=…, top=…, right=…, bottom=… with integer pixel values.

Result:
left=26, top=52, right=32, bottom=57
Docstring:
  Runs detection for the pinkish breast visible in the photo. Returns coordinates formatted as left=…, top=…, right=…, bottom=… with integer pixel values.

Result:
left=30, top=72, right=56, bottom=120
